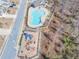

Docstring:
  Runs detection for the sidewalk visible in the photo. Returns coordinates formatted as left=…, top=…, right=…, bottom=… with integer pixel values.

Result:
left=0, top=28, right=10, bottom=35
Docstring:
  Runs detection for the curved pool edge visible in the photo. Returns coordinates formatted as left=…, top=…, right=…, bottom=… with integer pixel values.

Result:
left=27, top=7, right=49, bottom=28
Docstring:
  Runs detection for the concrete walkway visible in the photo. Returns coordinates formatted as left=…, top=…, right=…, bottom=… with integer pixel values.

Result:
left=0, top=29, right=10, bottom=35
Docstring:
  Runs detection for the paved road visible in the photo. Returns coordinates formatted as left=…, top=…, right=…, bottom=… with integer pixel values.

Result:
left=0, top=0, right=27, bottom=59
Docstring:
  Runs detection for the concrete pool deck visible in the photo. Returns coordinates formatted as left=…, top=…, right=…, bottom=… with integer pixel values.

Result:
left=27, top=6, right=49, bottom=28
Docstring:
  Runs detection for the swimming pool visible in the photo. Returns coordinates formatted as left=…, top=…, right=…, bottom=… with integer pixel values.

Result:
left=30, top=7, right=45, bottom=25
left=28, top=7, right=48, bottom=28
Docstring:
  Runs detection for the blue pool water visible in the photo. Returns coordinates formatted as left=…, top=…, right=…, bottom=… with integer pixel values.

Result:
left=30, top=8, right=45, bottom=25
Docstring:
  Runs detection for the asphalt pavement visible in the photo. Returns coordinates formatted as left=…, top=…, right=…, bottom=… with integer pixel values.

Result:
left=0, top=0, right=27, bottom=59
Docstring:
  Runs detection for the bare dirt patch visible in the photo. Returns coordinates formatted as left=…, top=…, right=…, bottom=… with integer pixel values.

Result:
left=0, top=17, right=13, bottom=29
